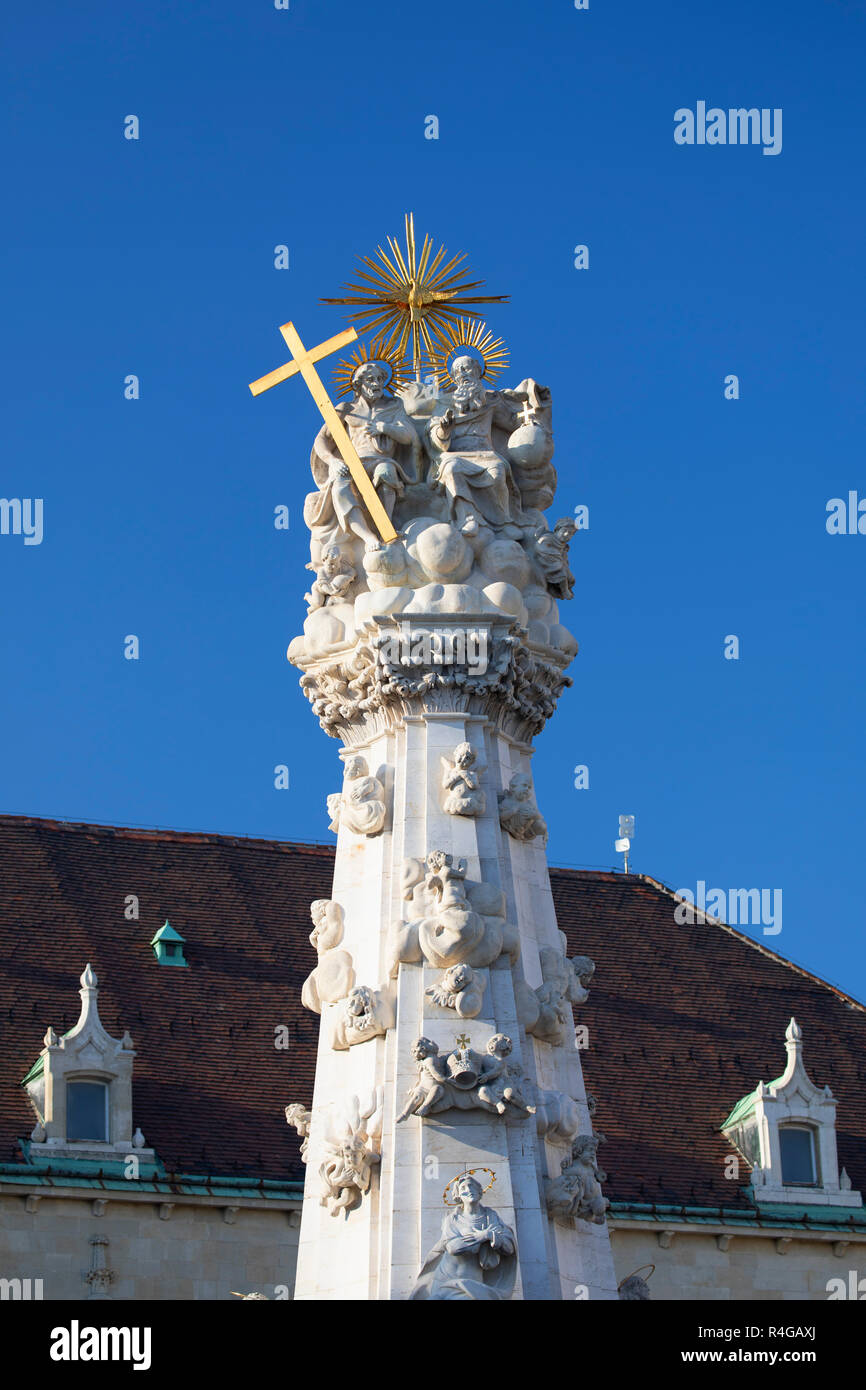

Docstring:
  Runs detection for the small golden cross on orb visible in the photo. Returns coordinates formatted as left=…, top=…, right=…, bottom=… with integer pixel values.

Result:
left=249, top=321, right=398, bottom=545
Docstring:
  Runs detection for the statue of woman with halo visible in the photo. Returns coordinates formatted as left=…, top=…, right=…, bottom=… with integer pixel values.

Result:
left=410, top=1169, right=518, bottom=1300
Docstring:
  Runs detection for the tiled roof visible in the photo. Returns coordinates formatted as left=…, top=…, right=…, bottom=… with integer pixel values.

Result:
left=552, top=867, right=866, bottom=1211
left=0, top=816, right=863, bottom=1210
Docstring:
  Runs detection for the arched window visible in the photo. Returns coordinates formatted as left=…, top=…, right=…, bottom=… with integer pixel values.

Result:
left=721, top=1018, right=862, bottom=1209
left=779, top=1124, right=817, bottom=1187
left=66, top=1079, right=109, bottom=1143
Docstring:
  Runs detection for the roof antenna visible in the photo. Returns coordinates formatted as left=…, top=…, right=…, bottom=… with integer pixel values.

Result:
left=615, top=815, right=634, bottom=874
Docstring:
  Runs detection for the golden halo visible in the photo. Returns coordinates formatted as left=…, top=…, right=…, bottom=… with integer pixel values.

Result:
left=442, top=1167, right=497, bottom=1205
left=427, top=318, right=509, bottom=387
left=333, top=337, right=409, bottom=399
left=618, top=1264, right=656, bottom=1289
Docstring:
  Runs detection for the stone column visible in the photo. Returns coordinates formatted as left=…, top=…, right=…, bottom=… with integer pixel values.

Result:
left=291, top=613, right=617, bottom=1301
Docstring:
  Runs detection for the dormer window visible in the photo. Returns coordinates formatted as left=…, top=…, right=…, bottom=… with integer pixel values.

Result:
left=150, top=920, right=188, bottom=967
left=66, top=1080, right=109, bottom=1143
left=20, top=963, right=154, bottom=1164
left=721, top=1018, right=862, bottom=1208
left=779, top=1125, right=817, bottom=1187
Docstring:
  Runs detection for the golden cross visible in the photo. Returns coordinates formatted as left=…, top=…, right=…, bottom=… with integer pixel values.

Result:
left=249, top=321, right=398, bottom=544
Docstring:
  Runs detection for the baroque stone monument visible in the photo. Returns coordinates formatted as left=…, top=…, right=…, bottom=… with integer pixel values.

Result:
left=251, top=214, right=615, bottom=1300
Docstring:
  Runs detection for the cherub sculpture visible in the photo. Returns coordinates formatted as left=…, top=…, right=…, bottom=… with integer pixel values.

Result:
left=396, top=1038, right=450, bottom=1122
left=304, top=545, right=356, bottom=611
left=476, top=1035, right=537, bottom=1118
left=327, top=755, right=387, bottom=836
left=425, top=962, right=486, bottom=1019
left=531, top=516, right=577, bottom=600
left=440, top=741, right=486, bottom=817
left=498, top=772, right=548, bottom=843
left=397, top=1033, right=536, bottom=1122
left=388, top=852, right=518, bottom=975
left=544, top=1134, right=609, bottom=1225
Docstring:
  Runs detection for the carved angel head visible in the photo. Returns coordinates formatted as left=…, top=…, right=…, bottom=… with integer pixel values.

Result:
left=452, top=741, right=476, bottom=768
left=444, top=963, right=472, bottom=993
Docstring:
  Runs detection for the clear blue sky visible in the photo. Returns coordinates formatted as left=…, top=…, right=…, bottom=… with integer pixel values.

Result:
left=2, top=1, right=864, bottom=998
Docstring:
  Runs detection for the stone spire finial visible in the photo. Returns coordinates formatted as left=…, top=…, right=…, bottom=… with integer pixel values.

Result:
left=76, top=962, right=102, bottom=1034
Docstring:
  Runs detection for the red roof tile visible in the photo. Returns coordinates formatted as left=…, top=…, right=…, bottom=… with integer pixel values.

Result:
left=0, top=816, right=863, bottom=1209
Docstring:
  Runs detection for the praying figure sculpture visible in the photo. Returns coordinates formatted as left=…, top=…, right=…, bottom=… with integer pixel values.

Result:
left=440, top=741, right=486, bottom=817
left=410, top=1172, right=518, bottom=1301
left=327, top=755, right=387, bottom=836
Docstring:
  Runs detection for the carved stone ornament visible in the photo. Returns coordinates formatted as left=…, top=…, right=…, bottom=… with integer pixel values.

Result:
left=498, top=772, right=548, bottom=843
left=410, top=1172, right=517, bottom=1301
left=85, top=1235, right=115, bottom=1300
left=440, top=741, right=486, bottom=817
left=326, top=982, right=396, bottom=1051
left=397, top=1034, right=536, bottom=1123
left=327, top=754, right=387, bottom=835
left=296, top=617, right=573, bottom=747
left=318, top=1090, right=382, bottom=1219
left=388, top=851, right=518, bottom=975
left=284, top=1103, right=312, bottom=1163
left=425, top=963, right=486, bottom=1019
left=520, top=934, right=595, bottom=1046
left=288, top=356, right=580, bottom=706
left=545, top=1134, right=609, bottom=1225
left=300, top=900, right=355, bottom=1014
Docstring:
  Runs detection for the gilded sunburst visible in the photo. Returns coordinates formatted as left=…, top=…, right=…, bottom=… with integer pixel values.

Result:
left=322, top=212, right=508, bottom=373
